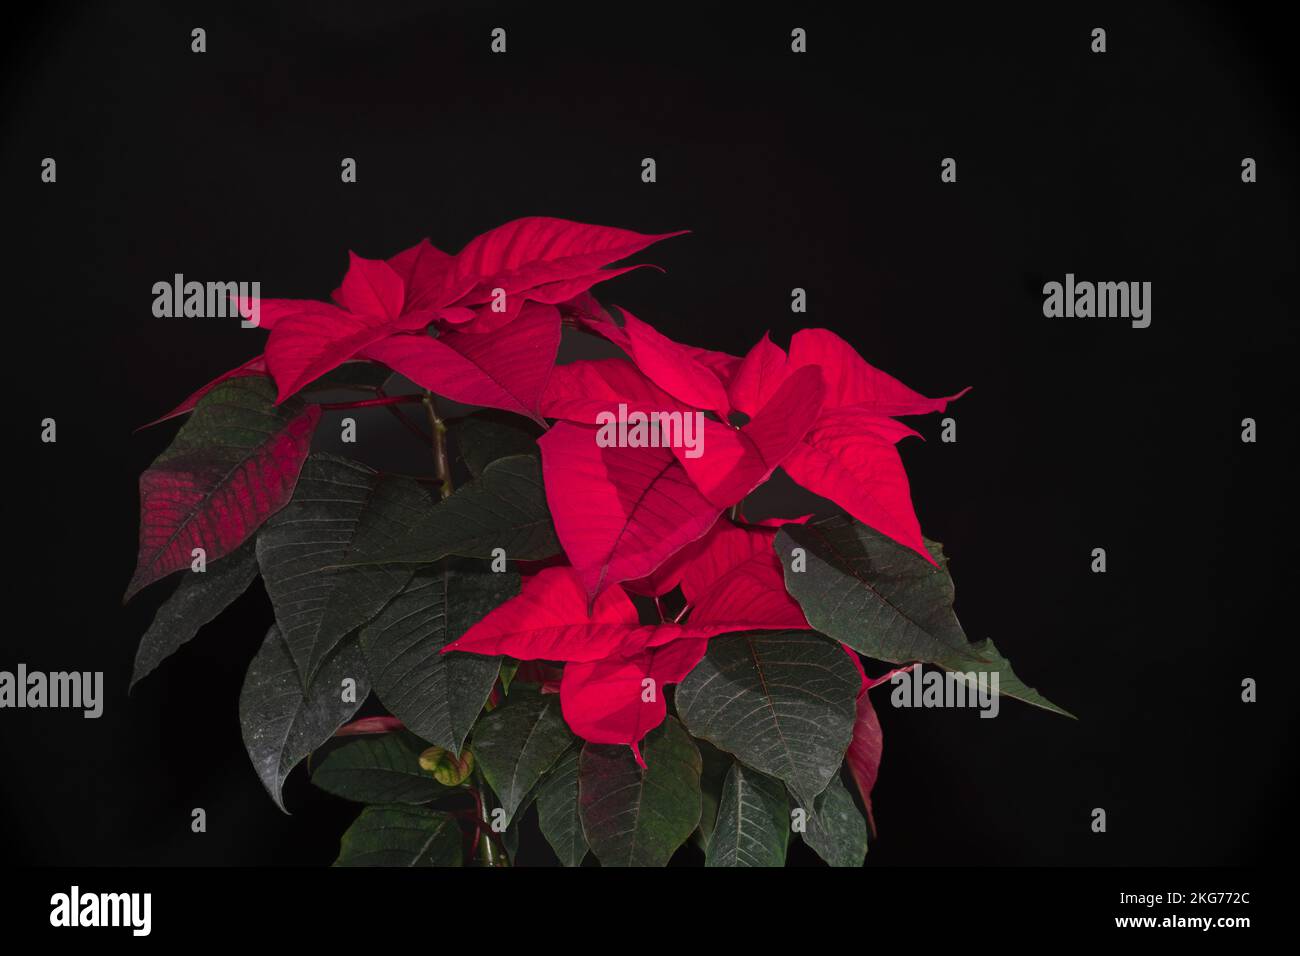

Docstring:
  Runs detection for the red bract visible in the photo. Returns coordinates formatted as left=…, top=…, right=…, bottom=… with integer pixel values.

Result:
left=363, top=303, right=561, bottom=423
left=444, top=555, right=809, bottom=761
left=556, top=309, right=963, bottom=565
left=673, top=364, right=826, bottom=509
left=727, top=329, right=967, bottom=563
left=842, top=646, right=883, bottom=837
left=538, top=424, right=721, bottom=600
left=450, top=217, right=686, bottom=307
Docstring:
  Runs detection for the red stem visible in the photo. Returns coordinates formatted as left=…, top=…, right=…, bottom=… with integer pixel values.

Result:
left=320, top=394, right=424, bottom=410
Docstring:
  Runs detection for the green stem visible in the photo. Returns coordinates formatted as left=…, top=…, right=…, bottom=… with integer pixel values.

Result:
left=422, top=392, right=454, bottom=500
left=474, top=771, right=506, bottom=867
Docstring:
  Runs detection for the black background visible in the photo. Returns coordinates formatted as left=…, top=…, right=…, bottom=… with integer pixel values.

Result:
left=2, top=0, right=1294, bottom=868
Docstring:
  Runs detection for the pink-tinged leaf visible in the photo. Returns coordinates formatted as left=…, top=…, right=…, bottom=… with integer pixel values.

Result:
left=541, top=358, right=685, bottom=424
left=788, top=329, right=969, bottom=415
left=609, top=310, right=730, bottom=415
left=125, top=377, right=320, bottom=601
left=362, top=303, right=560, bottom=422
left=560, top=639, right=707, bottom=749
left=782, top=408, right=932, bottom=563
left=335, top=716, right=406, bottom=737
left=138, top=356, right=267, bottom=429
left=538, top=423, right=721, bottom=600
left=676, top=365, right=826, bottom=508
left=452, top=217, right=686, bottom=302
left=334, top=252, right=405, bottom=322
left=386, top=238, right=476, bottom=314
left=681, top=524, right=810, bottom=630
left=843, top=645, right=883, bottom=837
left=842, top=643, right=869, bottom=693
left=265, top=303, right=400, bottom=403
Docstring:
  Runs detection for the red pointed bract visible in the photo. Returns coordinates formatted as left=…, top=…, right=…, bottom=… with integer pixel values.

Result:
left=362, top=302, right=560, bottom=422
left=675, top=364, right=825, bottom=508
left=451, top=216, right=686, bottom=302
left=538, top=423, right=721, bottom=600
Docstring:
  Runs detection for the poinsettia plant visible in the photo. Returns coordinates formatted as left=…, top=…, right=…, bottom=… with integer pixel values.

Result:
left=127, top=217, right=1069, bottom=867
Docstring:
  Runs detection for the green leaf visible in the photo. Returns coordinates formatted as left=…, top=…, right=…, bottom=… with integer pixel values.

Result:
left=534, top=745, right=588, bottom=867
left=330, top=455, right=560, bottom=567
left=471, top=686, right=573, bottom=826
left=705, top=762, right=790, bottom=867
left=578, top=717, right=702, bottom=867
left=801, top=774, right=867, bottom=868
left=953, top=639, right=1074, bottom=717
left=361, top=561, right=519, bottom=754
left=498, top=658, right=520, bottom=695
left=779, top=516, right=1073, bottom=717
left=256, top=454, right=432, bottom=686
left=239, top=626, right=369, bottom=812
left=676, top=630, right=859, bottom=807
left=450, top=411, right=543, bottom=479
left=334, top=804, right=462, bottom=867
left=693, top=737, right=732, bottom=851
left=130, top=538, right=259, bottom=690
left=311, top=731, right=449, bottom=804
left=778, top=516, right=974, bottom=664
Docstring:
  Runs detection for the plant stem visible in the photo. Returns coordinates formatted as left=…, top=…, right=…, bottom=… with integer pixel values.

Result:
left=319, top=394, right=423, bottom=410
left=421, top=392, right=454, bottom=499
left=473, top=772, right=505, bottom=867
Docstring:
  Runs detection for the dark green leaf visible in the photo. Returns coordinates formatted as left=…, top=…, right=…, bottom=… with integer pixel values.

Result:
left=801, top=774, right=867, bottom=867
left=471, top=686, right=573, bottom=825
left=578, top=717, right=702, bottom=867
left=361, top=562, right=519, bottom=754
left=705, top=762, right=790, bottom=867
left=311, top=731, right=449, bottom=804
left=535, top=745, right=587, bottom=867
left=946, top=639, right=1074, bottom=718
left=256, top=454, right=432, bottom=685
left=130, top=538, right=259, bottom=690
left=334, top=804, right=462, bottom=867
left=331, top=455, right=560, bottom=567
left=779, top=517, right=1072, bottom=716
left=778, top=516, right=974, bottom=665
left=239, top=626, right=369, bottom=812
left=450, top=411, right=543, bottom=478
left=693, top=737, right=732, bottom=851
left=676, top=630, right=859, bottom=806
